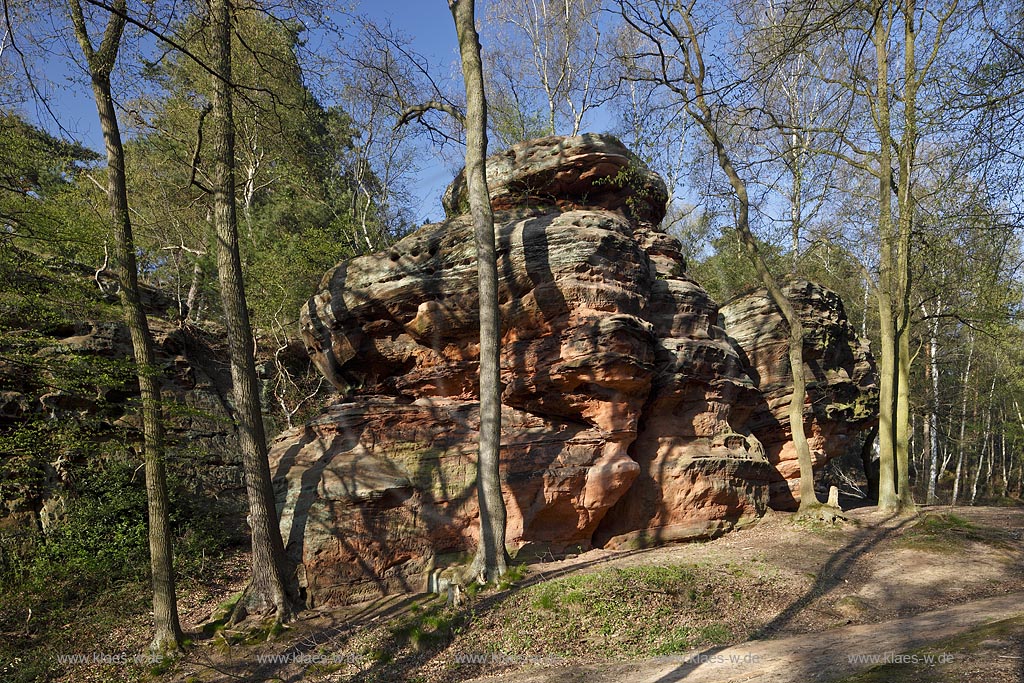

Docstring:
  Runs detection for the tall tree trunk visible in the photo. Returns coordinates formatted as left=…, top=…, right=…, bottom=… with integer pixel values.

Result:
left=711, top=159, right=817, bottom=509
left=872, top=1, right=898, bottom=511
left=951, top=333, right=974, bottom=506
left=893, top=0, right=919, bottom=513
left=209, top=0, right=295, bottom=623
left=922, top=381, right=934, bottom=503
left=1012, top=404, right=1022, bottom=496
left=451, top=0, right=508, bottom=583
left=971, top=377, right=996, bottom=504
left=67, top=0, right=182, bottom=654
left=895, top=326, right=913, bottom=508
left=1000, top=412, right=1008, bottom=497
left=659, top=4, right=820, bottom=512
left=924, top=303, right=940, bottom=504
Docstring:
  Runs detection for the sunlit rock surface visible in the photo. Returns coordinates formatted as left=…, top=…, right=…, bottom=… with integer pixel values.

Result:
left=271, top=133, right=877, bottom=606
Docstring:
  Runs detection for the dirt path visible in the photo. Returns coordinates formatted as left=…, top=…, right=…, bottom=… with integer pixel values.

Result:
left=466, top=591, right=1024, bottom=683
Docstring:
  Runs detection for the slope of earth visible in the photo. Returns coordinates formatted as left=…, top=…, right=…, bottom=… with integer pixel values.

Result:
left=165, top=505, right=1024, bottom=683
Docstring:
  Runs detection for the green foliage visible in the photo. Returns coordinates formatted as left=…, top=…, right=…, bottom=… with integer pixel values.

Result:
left=0, top=455, right=240, bottom=681
left=591, top=156, right=664, bottom=221
left=2, top=457, right=235, bottom=589
left=386, top=600, right=462, bottom=655
left=126, top=9, right=396, bottom=338
left=32, top=460, right=151, bottom=584
left=1, top=111, right=106, bottom=265
left=689, top=227, right=788, bottom=303
left=0, top=243, right=118, bottom=335
left=494, top=562, right=528, bottom=590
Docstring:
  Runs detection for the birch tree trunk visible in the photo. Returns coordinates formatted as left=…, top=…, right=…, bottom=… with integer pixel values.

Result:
left=951, top=332, right=975, bottom=506
left=924, top=302, right=940, bottom=504
left=970, top=380, right=994, bottom=505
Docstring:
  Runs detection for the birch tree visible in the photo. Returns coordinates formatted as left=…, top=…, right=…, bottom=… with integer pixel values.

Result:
left=482, top=0, right=613, bottom=144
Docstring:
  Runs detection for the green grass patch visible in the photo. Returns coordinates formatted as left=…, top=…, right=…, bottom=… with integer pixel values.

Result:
left=475, top=563, right=740, bottom=660
left=896, top=513, right=1009, bottom=552
left=385, top=599, right=463, bottom=654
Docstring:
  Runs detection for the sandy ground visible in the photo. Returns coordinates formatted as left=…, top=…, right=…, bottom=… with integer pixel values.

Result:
left=462, top=505, right=1024, bottom=683
left=169, top=505, right=1024, bottom=683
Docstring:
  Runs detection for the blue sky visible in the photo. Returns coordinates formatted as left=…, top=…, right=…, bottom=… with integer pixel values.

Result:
left=26, top=1, right=465, bottom=223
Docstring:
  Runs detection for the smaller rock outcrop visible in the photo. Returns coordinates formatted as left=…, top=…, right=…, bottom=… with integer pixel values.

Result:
left=719, top=279, right=878, bottom=509
left=0, top=254, right=248, bottom=532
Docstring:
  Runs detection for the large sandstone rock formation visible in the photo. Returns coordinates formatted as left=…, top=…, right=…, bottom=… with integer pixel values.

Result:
left=271, top=134, right=877, bottom=607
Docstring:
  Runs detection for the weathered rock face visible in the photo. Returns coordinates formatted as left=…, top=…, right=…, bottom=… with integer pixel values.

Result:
left=719, top=280, right=878, bottom=509
left=442, top=133, right=668, bottom=224
left=271, top=397, right=638, bottom=606
left=0, top=280, right=247, bottom=532
left=275, top=133, right=877, bottom=606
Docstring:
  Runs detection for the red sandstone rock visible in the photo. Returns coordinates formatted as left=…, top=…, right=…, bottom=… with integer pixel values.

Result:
left=268, top=397, right=639, bottom=606
left=278, top=134, right=877, bottom=605
left=442, top=133, right=668, bottom=224
left=719, top=279, right=879, bottom=509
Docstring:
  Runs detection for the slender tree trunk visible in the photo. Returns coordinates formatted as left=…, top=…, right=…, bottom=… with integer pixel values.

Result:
left=924, top=303, right=940, bottom=503
left=895, top=325, right=914, bottom=509
left=790, top=139, right=802, bottom=275
left=871, top=0, right=899, bottom=512
left=209, top=0, right=295, bottom=623
left=696, top=118, right=818, bottom=512
left=654, top=5, right=820, bottom=512
left=725, top=192, right=816, bottom=507
left=952, top=448, right=964, bottom=506
left=185, top=259, right=203, bottom=324
left=1000, top=414, right=1008, bottom=497
left=451, top=0, right=508, bottom=583
left=893, top=0, right=919, bottom=513
left=1013, top=406, right=1023, bottom=496
left=971, top=377, right=996, bottom=504
left=67, top=0, right=182, bottom=654
left=861, top=424, right=880, bottom=502
left=951, top=333, right=974, bottom=506
left=861, top=278, right=869, bottom=340
left=922, top=384, right=934, bottom=503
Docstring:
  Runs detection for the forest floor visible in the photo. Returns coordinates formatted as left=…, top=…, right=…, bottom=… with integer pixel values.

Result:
left=48, top=504, right=1024, bottom=683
